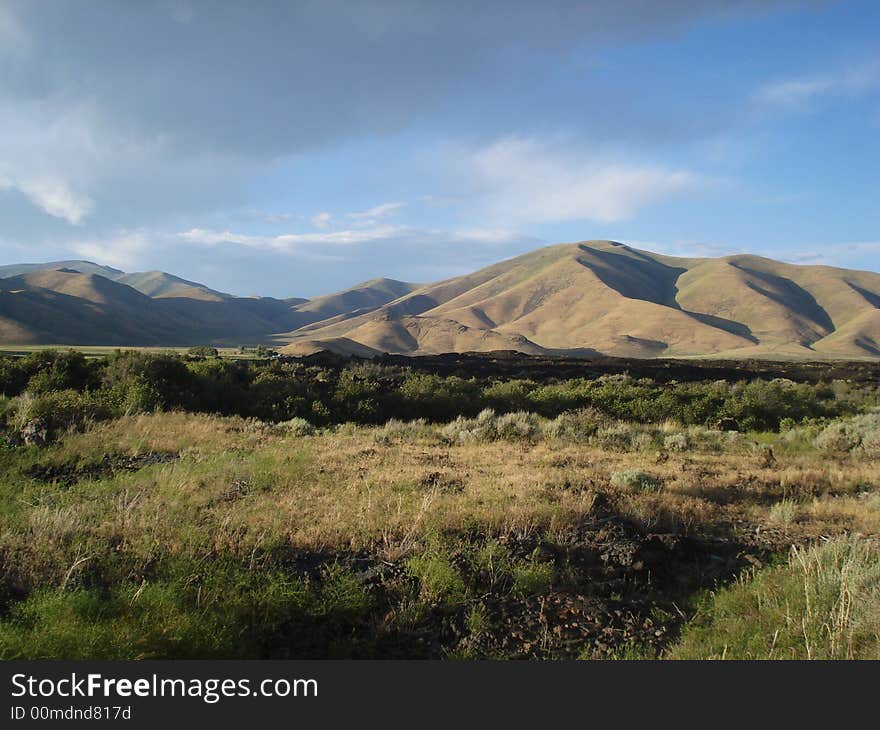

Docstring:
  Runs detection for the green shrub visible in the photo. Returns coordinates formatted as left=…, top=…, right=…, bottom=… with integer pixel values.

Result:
left=512, top=559, right=554, bottom=596
left=187, top=346, right=219, bottom=358
left=10, top=389, right=111, bottom=434
left=482, top=380, right=534, bottom=412
left=610, top=470, right=662, bottom=491
left=406, top=551, right=467, bottom=607
left=0, top=352, right=866, bottom=433
left=394, top=372, right=480, bottom=422
left=102, top=351, right=197, bottom=413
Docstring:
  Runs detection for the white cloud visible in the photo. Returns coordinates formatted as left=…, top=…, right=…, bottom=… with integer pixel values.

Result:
left=177, top=223, right=536, bottom=256
left=178, top=224, right=406, bottom=251
left=0, top=96, right=162, bottom=225
left=754, top=62, right=880, bottom=109
left=311, top=211, right=332, bottom=229
left=0, top=92, right=254, bottom=229
left=0, top=176, right=94, bottom=224
left=69, top=230, right=153, bottom=269
left=461, top=136, right=702, bottom=224
left=348, top=201, right=406, bottom=224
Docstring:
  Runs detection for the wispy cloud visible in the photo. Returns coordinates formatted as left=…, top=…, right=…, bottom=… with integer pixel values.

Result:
left=0, top=175, right=93, bottom=224
left=178, top=224, right=406, bottom=251
left=0, top=96, right=169, bottom=225
left=780, top=241, right=880, bottom=269
left=176, top=222, right=531, bottom=255
left=303, top=202, right=406, bottom=231
left=754, top=62, right=880, bottom=110
left=348, top=201, right=406, bottom=224
left=310, top=212, right=332, bottom=229
left=459, top=136, right=703, bottom=224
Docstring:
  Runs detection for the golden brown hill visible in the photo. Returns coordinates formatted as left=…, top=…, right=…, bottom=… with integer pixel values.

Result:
left=278, top=241, right=880, bottom=359
left=2, top=243, right=879, bottom=358
left=0, top=266, right=415, bottom=347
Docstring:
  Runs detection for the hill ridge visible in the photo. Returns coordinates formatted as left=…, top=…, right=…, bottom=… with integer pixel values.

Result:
left=2, top=242, right=879, bottom=359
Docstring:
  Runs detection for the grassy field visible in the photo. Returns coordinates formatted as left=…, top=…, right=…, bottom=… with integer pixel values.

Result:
left=1, top=401, right=878, bottom=659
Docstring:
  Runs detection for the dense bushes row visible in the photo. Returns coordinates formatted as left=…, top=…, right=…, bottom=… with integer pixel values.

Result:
left=0, top=350, right=865, bottom=437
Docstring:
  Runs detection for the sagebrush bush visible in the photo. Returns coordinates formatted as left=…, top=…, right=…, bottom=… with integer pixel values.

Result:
left=542, top=408, right=604, bottom=441
left=439, top=410, right=541, bottom=443
left=664, top=432, right=689, bottom=452
left=595, top=424, right=640, bottom=450
left=495, top=411, right=540, bottom=440
left=373, top=418, right=428, bottom=444
left=610, top=470, right=662, bottom=491
left=631, top=432, right=655, bottom=450
left=273, top=417, right=315, bottom=437
left=768, top=498, right=799, bottom=526
left=814, top=412, right=880, bottom=456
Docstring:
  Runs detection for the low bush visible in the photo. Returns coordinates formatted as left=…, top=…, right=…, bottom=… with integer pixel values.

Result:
left=768, top=498, right=799, bottom=526
left=374, top=418, right=429, bottom=444
left=814, top=412, right=880, bottom=456
left=610, top=470, right=663, bottom=491
left=512, top=559, right=555, bottom=597
left=406, top=551, right=467, bottom=607
left=663, top=433, right=689, bottom=452
left=9, top=389, right=112, bottom=435
left=272, top=417, right=315, bottom=437
left=543, top=408, right=605, bottom=441
left=494, top=411, right=541, bottom=440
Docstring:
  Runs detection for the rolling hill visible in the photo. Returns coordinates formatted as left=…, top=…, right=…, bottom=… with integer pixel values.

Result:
left=277, top=241, right=880, bottom=359
left=1, top=242, right=879, bottom=359
left=0, top=262, right=413, bottom=347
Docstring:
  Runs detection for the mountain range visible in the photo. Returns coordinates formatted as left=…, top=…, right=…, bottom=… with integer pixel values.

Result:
left=1, top=241, right=878, bottom=359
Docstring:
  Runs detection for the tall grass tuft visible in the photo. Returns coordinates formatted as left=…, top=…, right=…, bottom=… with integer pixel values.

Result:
left=668, top=535, right=880, bottom=659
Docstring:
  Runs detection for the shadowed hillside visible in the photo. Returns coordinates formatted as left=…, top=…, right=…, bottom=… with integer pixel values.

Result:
left=278, top=241, right=880, bottom=359
left=0, top=264, right=413, bottom=346
left=2, top=244, right=879, bottom=358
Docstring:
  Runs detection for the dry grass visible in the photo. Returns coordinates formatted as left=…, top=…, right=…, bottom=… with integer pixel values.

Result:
left=24, top=411, right=877, bottom=560
left=2, top=409, right=878, bottom=660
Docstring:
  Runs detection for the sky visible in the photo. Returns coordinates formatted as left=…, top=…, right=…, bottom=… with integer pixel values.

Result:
left=0, top=0, right=878, bottom=298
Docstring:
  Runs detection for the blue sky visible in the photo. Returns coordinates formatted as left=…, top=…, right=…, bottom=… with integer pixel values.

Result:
left=0, top=0, right=878, bottom=297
